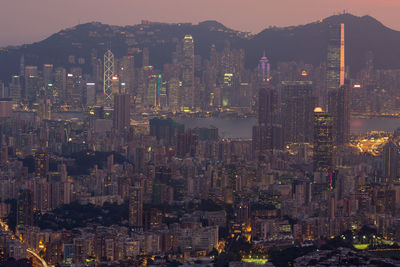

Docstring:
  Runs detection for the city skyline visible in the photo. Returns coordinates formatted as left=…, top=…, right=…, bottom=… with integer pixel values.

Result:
left=1, top=1, right=400, bottom=266
left=1, top=0, right=400, bottom=46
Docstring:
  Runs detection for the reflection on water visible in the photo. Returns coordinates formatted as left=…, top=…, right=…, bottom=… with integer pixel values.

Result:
left=175, top=117, right=257, bottom=138
left=176, top=117, right=400, bottom=138
left=350, top=118, right=400, bottom=134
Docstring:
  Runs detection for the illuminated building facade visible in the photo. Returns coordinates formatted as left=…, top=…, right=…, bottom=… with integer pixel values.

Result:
left=103, top=49, right=115, bottom=104
left=167, top=78, right=180, bottom=111
left=119, top=55, right=135, bottom=95
left=35, top=151, right=49, bottom=178
left=70, top=68, right=83, bottom=108
left=146, top=74, right=163, bottom=108
left=43, top=64, right=54, bottom=98
left=111, top=75, right=120, bottom=96
left=86, top=82, right=96, bottom=106
left=129, top=186, right=143, bottom=230
left=326, top=23, right=345, bottom=96
left=222, top=73, right=233, bottom=107
left=258, top=52, right=271, bottom=83
left=182, top=35, right=194, bottom=109
left=24, top=66, right=39, bottom=104
left=313, top=107, right=333, bottom=172
left=327, top=23, right=349, bottom=146
left=9, top=75, right=21, bottom=103
left=66, top=73, right=74, bottom=106
left=54, top=67, right=66, bottom=107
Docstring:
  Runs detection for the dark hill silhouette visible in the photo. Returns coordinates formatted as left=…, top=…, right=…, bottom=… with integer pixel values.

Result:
left=0, top=13, right=399, bottom=82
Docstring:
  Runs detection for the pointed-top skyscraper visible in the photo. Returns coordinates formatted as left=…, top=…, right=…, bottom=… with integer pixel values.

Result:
left=258, top=51, right=271, bottom=83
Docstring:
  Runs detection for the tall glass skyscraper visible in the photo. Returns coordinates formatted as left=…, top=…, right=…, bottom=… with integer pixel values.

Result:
left=182, top=35, right=194, bottom=109
left=313, top=107, right=333, bottom=172
left=326, top=23, right=345, bottom=95
left=327, top=23, right=349, bottom=146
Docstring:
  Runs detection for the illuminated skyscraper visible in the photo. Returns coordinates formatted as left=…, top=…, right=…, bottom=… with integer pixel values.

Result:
left=66, top=73, right=74, bottom=105
left=9, top=75, right=21, bottom=103
left=222, top=73, right=233, bottom=107
left=43, top=64, right=54, bottom=85
left=70, top=67, right=83, bottom=108
left=146, top=74, right=162, bottom=108
left=167, top=78, right=180, bottom=111
left=182, top=35, right=194, bottom=109
left=326, top=23, right=349, bottom=146
left=129, top=186, right=143, bottom=230
left=86, top=82, right=96, bottom=106
left=326, top=23, right=345, bottom=96
left=35, top=151, right=49, bottom=178
left=24, top=66, right=38, bottom=103
left=103, top=49, right=115, bottom=103
left=111, top=75, right=120, bottom=96
left=54, top=67, right=66, bottom=106
left=258, top=52, right=271, bottom=83
left=313, top=107, right=333, bottom=172
left=119, top=56, right=135, bottom=95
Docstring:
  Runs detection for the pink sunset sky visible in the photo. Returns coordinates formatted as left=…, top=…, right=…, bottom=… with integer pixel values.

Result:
left=1, top=0, right=399, bottom=46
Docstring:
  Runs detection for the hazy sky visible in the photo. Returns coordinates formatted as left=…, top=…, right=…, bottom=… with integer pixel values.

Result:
left=1, top=0, right=400, bottom=46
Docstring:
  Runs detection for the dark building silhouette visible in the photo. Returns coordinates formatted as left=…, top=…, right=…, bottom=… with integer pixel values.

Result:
left=252, top=87, right=283, bottom=153
left=328, top=81, right=351, bottom=146
left=113, top=93, right=131, bottom=131
left=281, top=78, right=316, bottom=143
left=383, top=142, right=398, bottom=182
left=149, top=117, right=184, bottom=146
left=17, top=189, right=33, bottom=227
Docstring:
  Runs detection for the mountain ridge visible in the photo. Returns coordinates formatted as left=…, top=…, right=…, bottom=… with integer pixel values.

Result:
left=1, top=13, right=400, bottom=82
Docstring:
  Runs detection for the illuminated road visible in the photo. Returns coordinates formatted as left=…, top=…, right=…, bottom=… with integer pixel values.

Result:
left=27, top=249, right=48, bottom=267
left=0, top=219, right=49, bottom=267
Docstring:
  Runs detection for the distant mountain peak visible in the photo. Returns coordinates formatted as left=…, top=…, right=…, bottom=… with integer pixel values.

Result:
left=198, top=20, right=229, bottom=30
left=323, top=13, right=382, bottom=26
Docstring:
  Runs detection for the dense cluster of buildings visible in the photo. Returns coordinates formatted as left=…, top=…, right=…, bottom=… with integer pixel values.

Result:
left=0, top=20, right=399, bottom=266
